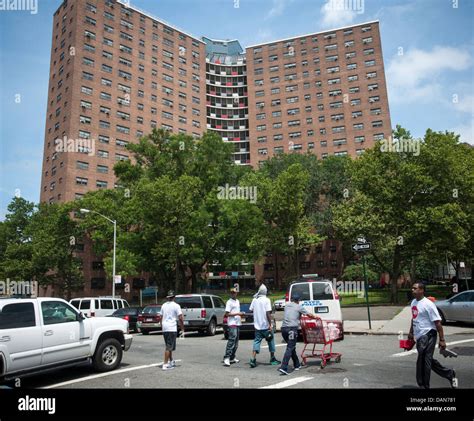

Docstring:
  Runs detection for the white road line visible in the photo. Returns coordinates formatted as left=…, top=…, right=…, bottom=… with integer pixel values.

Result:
left=391, top=338, right=474, bottom=358
left=41, top=360, right=182, bottom=389
left=260, top=376, right=313, bottom=389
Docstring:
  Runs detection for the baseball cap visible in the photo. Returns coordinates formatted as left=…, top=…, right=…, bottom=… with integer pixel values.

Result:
left=166, top=290, right=176, bottom=298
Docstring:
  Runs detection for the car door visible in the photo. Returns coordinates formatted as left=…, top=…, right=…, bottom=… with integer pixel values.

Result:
left=211, top=296, right=226, bottom=325
left=0, top=301, right=42, bottom=373
left=447, top=292, right=471, bottom=322
left=40, top=300, right=92, bottom=366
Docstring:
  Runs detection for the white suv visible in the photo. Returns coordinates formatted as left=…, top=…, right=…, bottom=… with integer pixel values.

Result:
left=70, top=297, right=129, bottom=317
left=0, top=298, right=133, bottom=381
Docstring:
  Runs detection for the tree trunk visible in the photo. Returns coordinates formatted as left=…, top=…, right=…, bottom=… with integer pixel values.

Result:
left=274, top=250, right=279, bottom=290
left=410, top=257, right=416, bottom=284
left=390, top=247, right=402, bottom=304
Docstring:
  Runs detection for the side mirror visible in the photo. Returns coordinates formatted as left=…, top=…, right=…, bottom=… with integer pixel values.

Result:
left=76, top=312, right=86, bottom=321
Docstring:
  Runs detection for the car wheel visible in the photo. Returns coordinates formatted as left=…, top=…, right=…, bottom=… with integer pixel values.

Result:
left=141, top=329, right=150, bottom=335
left=93, top=338, right=122, bottom=372
left=206, top=318, right=217, bottom=336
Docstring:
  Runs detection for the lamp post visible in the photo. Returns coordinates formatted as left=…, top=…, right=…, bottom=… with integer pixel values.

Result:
left=80, top=209, right=117, bottom=298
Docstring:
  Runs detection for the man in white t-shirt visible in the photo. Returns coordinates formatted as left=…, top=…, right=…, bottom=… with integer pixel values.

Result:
left=223, top=287, right=245, bottom=367
left=159, top=290, right=184, bottom=371
left=408, top=283, right=456, bottom=388
left=249, top=284, right=280, bottom=368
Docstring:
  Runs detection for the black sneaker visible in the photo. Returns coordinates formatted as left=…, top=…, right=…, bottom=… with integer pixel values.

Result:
left=249, top=358, right=257, bottom=368
left=270, top=357, right=281, bottom=365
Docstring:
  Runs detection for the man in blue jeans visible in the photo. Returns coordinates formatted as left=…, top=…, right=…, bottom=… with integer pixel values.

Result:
left=279, top=293, right=317, bottom=375
left=249, top=284, right=280, bottom=368
left=223, top=287, right=244, bottom=366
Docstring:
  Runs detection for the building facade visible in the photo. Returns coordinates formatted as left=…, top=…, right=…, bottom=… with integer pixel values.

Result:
left=40, top=0, right=391, bottom=297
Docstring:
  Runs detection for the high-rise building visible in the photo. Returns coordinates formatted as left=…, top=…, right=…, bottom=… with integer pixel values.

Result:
left=40, top=0, right=391, bottom=297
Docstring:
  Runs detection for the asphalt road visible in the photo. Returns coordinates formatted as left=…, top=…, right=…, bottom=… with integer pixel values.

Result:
left=13, top=329, right=474, bottom=390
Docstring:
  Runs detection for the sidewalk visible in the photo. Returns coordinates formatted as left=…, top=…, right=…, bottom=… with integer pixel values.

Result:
left=343, top=306, right=474, bottom=336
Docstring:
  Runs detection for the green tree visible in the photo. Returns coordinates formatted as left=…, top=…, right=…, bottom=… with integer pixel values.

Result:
left=333, top=126, right=474, bottom=303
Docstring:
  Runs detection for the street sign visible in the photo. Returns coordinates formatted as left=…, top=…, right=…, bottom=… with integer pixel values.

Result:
left=114, top=275, right=122, bottom=284
left=352, top=243, right=371, bottom=252
left=357, top=236, right=367, bottom=244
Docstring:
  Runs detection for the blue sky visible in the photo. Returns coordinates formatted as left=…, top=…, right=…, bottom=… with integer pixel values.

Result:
left=0, top=0, right=473, bottom=220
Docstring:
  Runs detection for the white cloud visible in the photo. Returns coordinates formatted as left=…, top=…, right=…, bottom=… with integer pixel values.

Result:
left=452, top=94, right=474, bottom=114
left=374, top=3, right=416, bottom=20
left=386, top=46, right=472, bottom=104
left=319, top=0, right=361, bottom=28
left=450, top=119, right=474, bottom=145
left=265, top=0, right=294, bottom=20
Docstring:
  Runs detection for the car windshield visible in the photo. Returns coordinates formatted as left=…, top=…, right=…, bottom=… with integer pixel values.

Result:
left=143, top=306, right=161, bottom=314
left=114, top=307, right=140, bottom=315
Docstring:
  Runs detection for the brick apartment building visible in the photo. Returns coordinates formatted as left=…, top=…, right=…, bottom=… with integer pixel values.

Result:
left=40, top=0, right=391, bottom=297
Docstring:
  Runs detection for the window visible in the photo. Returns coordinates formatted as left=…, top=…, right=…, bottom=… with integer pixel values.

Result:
left=372, top=120, right=383, bottom=128
left=82, top=71, right=93, bottom=81
left=76, top=176, right=88, bottom=186
left=79, top=115, right=91, bottom=124
left=365, top=60, right=375, bottom=67
left=103, top=37, right=113, bottom=46
left=347, top=63, right=357, bottom=70
left=80, top=100, right=92, bottom=109
left=98, top=134, right=109, bottom=143
left=82, top=57, right=94, bottom=67
left=98, top=150, right=109, bottom=158
left=290, top=283, right=310, bottom=301
left=100, top=92, right=111, bottom=101
left=355, top=136, right=365, bottom=143
left=42, top=301, right=77, bottom=325
left=274, top=146, right=284, bottom=154
left=101, top=77, right=112, bottom=87
left=258, top=148, right=268, bottom=155
left=76, top=161, right=89, bottom=170
left=96, top=180, right=108, bottom=188
left=85, top=16, right=96, bottom=26
left=0, top=303, right=36, bottom=329
left=83, top=43, right=95, bottom=53
left=102, top=63, right=112, bottom=73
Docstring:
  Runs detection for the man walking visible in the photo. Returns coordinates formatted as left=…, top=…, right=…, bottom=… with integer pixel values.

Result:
left=408, top=283, right=457, bottom=388
left=160, top=290, right=184, bottom=371
left=278, top=293, right=317, bottom=375
left=223, top=287, right=244, bottom=367
left=249, top=284, right=280, bottom=368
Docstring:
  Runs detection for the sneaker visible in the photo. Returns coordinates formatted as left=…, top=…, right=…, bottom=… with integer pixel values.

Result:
left=451, top=370, right=458, bottom=389
left=278, top=368, right=289, bottom=375
left=223, top=358, right=231, bottom=367
left=270, top=357, right=281, bottom=365
left=249, top=358, right=257, bottom=368
left=294, top=366, right=301, bottom=371
left=170, top=360, right=176, bottom=368
left=230, top=358, right=240, bottom=364
left=162, top=363, right=174, bottom=371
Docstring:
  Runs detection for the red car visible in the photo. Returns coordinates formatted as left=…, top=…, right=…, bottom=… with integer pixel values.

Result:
left=137, top=304, right=162, bottom=335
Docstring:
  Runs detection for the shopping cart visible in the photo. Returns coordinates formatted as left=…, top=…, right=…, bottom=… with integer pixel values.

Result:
left=300, top=316, right=342, bottom=368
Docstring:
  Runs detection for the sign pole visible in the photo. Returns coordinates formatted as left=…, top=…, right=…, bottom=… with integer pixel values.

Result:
left=362, top=254, right=372, bottom=329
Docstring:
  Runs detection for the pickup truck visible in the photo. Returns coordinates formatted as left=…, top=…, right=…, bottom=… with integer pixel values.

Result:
left=0, top=297, right=133, bottom=381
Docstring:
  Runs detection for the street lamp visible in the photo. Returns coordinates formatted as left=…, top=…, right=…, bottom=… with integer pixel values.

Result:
left=80, top=208, right=117, bottom=298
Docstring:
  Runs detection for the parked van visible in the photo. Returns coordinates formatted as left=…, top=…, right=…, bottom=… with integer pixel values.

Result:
left=286, top=277, right=343, bottom=339
left=70, top=297, right=129, bottom=318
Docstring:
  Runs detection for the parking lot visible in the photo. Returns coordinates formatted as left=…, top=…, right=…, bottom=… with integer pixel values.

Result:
left=14, top=329, right=474, bottom=390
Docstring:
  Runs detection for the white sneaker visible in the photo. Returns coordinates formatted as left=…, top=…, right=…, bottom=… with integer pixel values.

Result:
left=162, top=363, right=174, bottom=370
left=230, top=358, right=239, bottom=364
left=223, top=358, right=231, bottom=366
left=170, top=359, right=176, bottom=367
